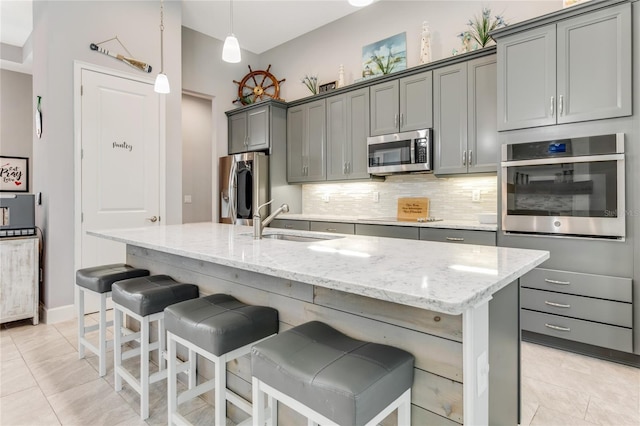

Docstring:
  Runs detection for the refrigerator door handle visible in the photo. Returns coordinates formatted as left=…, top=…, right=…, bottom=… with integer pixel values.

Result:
left=228, top=157, right=237, bottom=223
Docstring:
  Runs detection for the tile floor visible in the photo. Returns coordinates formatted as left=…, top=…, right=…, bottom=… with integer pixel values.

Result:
left=1, top=316, right=639, bottom=425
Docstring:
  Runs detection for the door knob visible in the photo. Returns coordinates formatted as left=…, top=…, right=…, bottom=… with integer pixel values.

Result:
left=146, top=216, right=158, bottom=223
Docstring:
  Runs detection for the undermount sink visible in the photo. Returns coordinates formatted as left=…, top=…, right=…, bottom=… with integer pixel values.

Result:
left=261, top=233, right=343, bottom=242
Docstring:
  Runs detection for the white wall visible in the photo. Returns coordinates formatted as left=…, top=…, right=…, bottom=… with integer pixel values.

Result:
left=0, top=70, right=33, bottom=192
left=31, top=0, right=182, bottom=314
left=259, top=1, right=562, bottom=102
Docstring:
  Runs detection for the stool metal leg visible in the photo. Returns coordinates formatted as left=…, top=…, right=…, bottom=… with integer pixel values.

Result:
left=397, top=389, right=411, bottom=426
left=141, top=315, right=150, bottom=420
left=188, top=348, right=196, bottom=389
left=168, top=332, right=178, bottom=426
left=98, top=293, right=107, bottom=377
left=158, top=317, right=166, bottom=371
left=214, top=352, right=227, bottom=426
left=77, top=287, right=85, bottom=359
left=252, top=377, right=265, bottom=426
left=114, top=307, right=123, bottom=392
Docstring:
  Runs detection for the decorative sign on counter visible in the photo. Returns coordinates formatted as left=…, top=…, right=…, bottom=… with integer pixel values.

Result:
left=397, top=197, right=429, bottom=221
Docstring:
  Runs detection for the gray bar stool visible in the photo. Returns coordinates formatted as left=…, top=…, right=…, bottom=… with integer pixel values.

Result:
left=76, top=264, right=149, bottom=377
left=251, top=321, right=415, bottom=426
left=112, top=275, right=199, bottom=420
left=164, top=294, right=279, bottom=426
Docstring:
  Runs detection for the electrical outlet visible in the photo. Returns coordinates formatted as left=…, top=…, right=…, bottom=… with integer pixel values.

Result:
left=372, top=191, right=380, bottom=202
left=184, top=195, right=192, bottom=204
left=472, top=190, right=481, bottom=202
left=322, top=193, right=330, bottom=202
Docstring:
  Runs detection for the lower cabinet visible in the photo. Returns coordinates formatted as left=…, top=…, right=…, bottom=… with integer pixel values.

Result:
left=0, top=237, right=39, bottom=325
left=520, top=267, right=633, bottom=353
left=355, top=224, right=419, bottom=240
left=310, top=221, right=355, bottom=234
left=269, top=219, right=310, bottom=231
left=419, top=228, right=496, bottom=246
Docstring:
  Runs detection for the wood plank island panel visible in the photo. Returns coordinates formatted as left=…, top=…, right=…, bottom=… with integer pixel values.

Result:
left=128, top=246, right=465, bottom=424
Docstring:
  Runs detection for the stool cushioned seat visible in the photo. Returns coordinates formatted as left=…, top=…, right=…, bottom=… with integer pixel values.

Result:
left=112, top=275, right=199, bottom=316
left=165, top=294, right=279, bottom=356
left=76, top=264, right=149, bottom=293
left=252, top=321, right=414, bottom=426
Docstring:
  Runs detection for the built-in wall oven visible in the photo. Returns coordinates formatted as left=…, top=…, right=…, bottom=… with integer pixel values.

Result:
left=501, top=133, right=625, bottom=239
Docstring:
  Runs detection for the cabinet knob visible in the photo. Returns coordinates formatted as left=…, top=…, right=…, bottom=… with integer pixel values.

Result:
left=445, top=237, right=464, bottom=242
left=544, top=278, right=570, bottom=285
left=468, top=150, right=473, bottom=166
left=545, top=323, right=570, bottom=332
left=146, top=216, right=159, bottom=223
left=394, top=113, right=399, bottom=128
left=550, top=96, right=555, bottom=117
left=462, top=151, right=467, bottom=166
left=559, top=95, right=564, bottom=116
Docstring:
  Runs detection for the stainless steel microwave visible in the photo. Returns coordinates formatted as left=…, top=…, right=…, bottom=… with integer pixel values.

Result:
left=367, top=129, right=433, bottom=175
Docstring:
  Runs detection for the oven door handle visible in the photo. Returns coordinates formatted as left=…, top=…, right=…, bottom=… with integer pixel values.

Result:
left=501, top=153, right=624, bottom=167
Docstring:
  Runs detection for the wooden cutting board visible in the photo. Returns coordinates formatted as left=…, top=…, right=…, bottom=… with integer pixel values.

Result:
left=397, top=197, right=429, bottom=221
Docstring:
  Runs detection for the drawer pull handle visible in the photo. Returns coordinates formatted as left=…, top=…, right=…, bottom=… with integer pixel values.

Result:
left=326, top=228, right=337, bottom=232
left=284, top=225, right=293, bottom=229
left=544, top=301, right=571, bottom=309
left=545, top=323, right=571, bottom=332
left=544, top=278, right=570, bottom=285
left=446, top=237, right=465, bottom=242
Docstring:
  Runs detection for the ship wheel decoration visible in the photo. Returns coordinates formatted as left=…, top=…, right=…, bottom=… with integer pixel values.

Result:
left=233, top=64, right=285, bottom=105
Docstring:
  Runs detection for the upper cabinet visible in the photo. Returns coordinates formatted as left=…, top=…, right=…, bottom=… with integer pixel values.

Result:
left=496, top=2, right=631, bottom=131
left=326, top=88, right=370, bottom=181
left=370, top=71, right=433, bottom=136
left=226, top=101, right=287, bottom=154
left=287, top=99, right=326, bottom=183
left=434, top=54, right=497, bottom=175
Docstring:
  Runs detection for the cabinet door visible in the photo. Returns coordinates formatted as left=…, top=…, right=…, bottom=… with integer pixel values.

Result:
left=287, top=105, right=305, bottom=183
left=246, top=105, right=270, bottom=151
left=497, top=24, right=556, bottom=131
left=326, top=94, right=347, bottom=180
left=306, top=99, right=327, bottom=182
left=228, top=112, right=247, bottom=154
left=400, top=71, right=433, bottom=132
left=557, top=3, right=631, bottom=124
left=468, top=55, right=498, bottom=173
left=370, top=80, right=399, bottom=136
left=346, top=88, right=370, bottom=180
left=0, top=238, right=38, bottom=324
left=434, top=63, right=468, bottom=175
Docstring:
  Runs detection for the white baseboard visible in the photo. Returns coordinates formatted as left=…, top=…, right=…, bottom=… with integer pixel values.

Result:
left=39, top=303, right=75, bottom=324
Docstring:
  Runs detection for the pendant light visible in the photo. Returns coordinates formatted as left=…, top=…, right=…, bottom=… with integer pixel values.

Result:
left=348, top=0, right=374, bottom=7
left=222, top=0, right=241, bottom=63
left=154, top=0, right=170, bottom=93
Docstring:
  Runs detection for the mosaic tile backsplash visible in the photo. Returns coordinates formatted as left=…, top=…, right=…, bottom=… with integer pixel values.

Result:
left=302, top=174, right=498, bottom=221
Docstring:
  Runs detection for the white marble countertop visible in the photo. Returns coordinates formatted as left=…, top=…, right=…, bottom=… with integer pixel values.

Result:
left=89, top=222, right=547, bottom=315
left=277, top=213, right=498, bottom=231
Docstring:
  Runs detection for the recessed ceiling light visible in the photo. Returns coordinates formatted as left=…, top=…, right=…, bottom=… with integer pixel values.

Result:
left=349, top=0, right=374, bottom=7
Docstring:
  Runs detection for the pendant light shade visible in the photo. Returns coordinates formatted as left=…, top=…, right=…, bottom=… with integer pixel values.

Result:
left=222, top=0, right=241, bottom=63
left=349, top=0, right=374, bottom=6
left=154, top=0, right=170, bottom=94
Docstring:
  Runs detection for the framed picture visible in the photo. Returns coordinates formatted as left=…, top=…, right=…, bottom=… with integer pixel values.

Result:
left=0, top=156, right=29, bottom=192
left=319, top=81, right=337, bottom=93
left=362, top=32, right=407, bottom=77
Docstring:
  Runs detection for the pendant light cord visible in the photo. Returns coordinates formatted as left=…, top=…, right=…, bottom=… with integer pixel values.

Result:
left=159, top=0, right=165, bottom=73
left=229, top=0, right=234, bottom=34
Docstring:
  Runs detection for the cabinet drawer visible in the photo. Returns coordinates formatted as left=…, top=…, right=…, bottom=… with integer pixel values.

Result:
left=419, top=228, right=496, bottom=246
left=310, top=221, right=355, bottom=235
left=521, top=288, right=632, bottom=328
left=521, top=310, right=632, bottom=353
left=269, top=219, right=310, bottom=231
left=521, top=268, right=632, bottom=302
left=355, top=224, right=419, bottom=240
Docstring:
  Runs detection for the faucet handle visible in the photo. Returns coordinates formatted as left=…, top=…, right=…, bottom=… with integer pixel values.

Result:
left=255, top=200, right=274, bottom=217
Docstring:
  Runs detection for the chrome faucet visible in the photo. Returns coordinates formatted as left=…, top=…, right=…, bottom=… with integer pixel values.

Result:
left=253, top=200, right=289, bottom=239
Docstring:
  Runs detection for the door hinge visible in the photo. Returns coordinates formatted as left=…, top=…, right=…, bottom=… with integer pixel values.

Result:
left=81, top=212, right=84, bottom=223
left=81, top=149, right=83, bottom=159
left=81, top=85, right=83, bottom=96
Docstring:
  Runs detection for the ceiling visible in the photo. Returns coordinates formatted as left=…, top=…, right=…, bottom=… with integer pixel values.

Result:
left=0, top=0, right=370, bottom=74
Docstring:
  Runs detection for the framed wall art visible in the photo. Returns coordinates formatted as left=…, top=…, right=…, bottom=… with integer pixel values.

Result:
left=0, top=156, right=29, bottom=192
left=362, top=32, right=407, bottom=77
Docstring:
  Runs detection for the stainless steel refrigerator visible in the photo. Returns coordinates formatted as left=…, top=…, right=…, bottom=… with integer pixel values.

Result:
left=219, top=152, right=269, bottom=225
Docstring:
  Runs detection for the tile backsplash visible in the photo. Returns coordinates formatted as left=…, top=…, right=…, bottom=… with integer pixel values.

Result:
left=302, top=174, right=497, bottom=220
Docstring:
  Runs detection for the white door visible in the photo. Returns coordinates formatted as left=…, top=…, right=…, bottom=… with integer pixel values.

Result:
left=79, top=68, right=161, bottom=312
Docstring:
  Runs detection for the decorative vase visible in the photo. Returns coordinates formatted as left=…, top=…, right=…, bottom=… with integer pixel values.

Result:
left=420, top=21, right=432, bottom=65
left=338, top=64, right=345, bottom=88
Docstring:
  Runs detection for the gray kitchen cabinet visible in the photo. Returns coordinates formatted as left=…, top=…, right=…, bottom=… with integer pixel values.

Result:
left=226, top=101, right=287, bottom=154
left=496, top=2, right=631, bottom=131
left=434, top=55, right=497, bottom=175
left=326, top=88, right=370, bottom=181
left=0, top=237, right=39, bottom=325
left=287, top=99, right=326, bottom=183
left=355, top=224, right=419, bottom=240
left=269, top=219, right=310, bottom=231
left=419, top=228, right=496, bottom=246
left=370, top=71, right=433, bottom=136
left=310, top=221, right=355, bottom=234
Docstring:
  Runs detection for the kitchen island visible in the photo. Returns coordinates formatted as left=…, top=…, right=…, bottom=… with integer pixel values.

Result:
left=90, top=223, right=548, bottom=425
